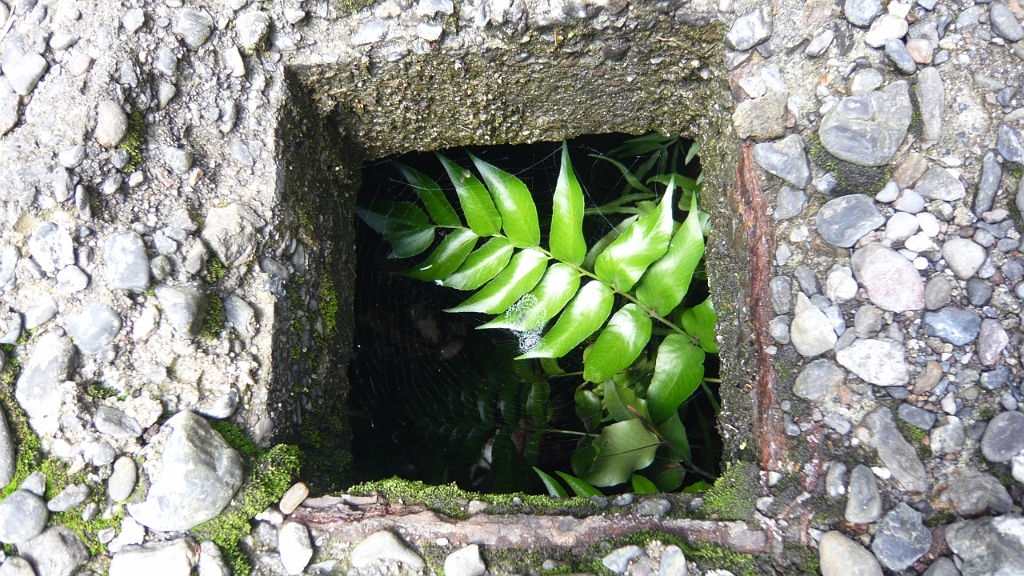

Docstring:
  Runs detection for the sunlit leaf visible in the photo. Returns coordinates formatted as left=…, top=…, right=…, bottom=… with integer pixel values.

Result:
left=437, top=153, right=502, bottom=236
left=441, top=237, right=514, bottom=290
left=478, top=263, right=580, bottom=331
left=579, top=419, right=660, bottom=487
left=516, top=281, right=614, bottom=359
left=400, top=229, right=478, bottom=281
left=582, top=215, right=638, bottom=272
left=556, top=471, right=603, bottom=497
left=469, top=152, right=540, bottom=249
left=551, top=142, right=586, bottom=265
left=575, top=388, right=602, bottom=432
left=685, top=142, right=700, bottom=165
left=397, top=163, right=461, bottom=227
left=533, top=467, right=568, bottom=498
left=448, top=249, right=548, bottom=314
left=683, top=480, right=713, bottom=493
left=387, top=227, right=436, bottom=259
left=681, top=297, right=718, bottom=353
left=656, top=411, right=691, bottom=462
left=646, top=334, right=705, bottom=424
left=636, top=193, right=705, bottom=316
left=583, top=304, right=652, bottom=383
left=603, top=380, right=649, bottom=423
left=631, top=474, right=659, bottom=494
left=594, top=185, right=674, bottom=291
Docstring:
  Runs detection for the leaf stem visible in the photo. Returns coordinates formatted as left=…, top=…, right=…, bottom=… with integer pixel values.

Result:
left=546, top=429, right=589, bottom=437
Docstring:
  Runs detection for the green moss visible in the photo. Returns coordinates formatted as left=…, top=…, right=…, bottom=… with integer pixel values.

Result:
left=318, top=276, right=338, bottom=339
left=210, top=420, right=260, bottom=459
left=83, top=380, right=119, bottom=400
left=296, top=401, right=351, bottom=493
left=979, top=406, right=996, bottom=421
left=201, top=294, right=225, bottom=340
left=0, top=360, right=42, bottom=500
left=899, top=421, right=927, bottom=443
left=702, top=462, right=759, bottom=522
left=331, top=0, right=381, bottom=16
left=205, top=256, right=227, bottom=284
left=42, top=457, right=124, bottom=558
left=193, top=443, right=303, bottom=575
left=117, top=108, right=146, bottom=173
left=926, top=509, right=956, bottom=528
left=807, top=133, right=890, bottom=197
left=917, top=444, right=932, bottom=460
left=594, top=529, right=762, bottom=576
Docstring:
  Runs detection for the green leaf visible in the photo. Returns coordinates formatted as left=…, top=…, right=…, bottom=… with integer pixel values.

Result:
left=650, top=463, right=685, bottom=492
left=437, top=153, right=502, bottom=236
left=550, top=142, right=586, bottom=265
left=636, top=193, right=705, bottom=316
left=396, top=163, right=461, bottom=227
left=556, top=471, right=603, bottom=497
left=387, top=227, right=436, bottom=259
left=516, top=280, right=614, bottom=359
left=685, top=141, right=700, bottom=165
left=594, top=185, right=674, bottom=291
left=590, top=154, right=652, bottom=193
left=681, top=297, right=718, bottom=353
left=478, top=263, right=581, bottom=331
left=525, top=380, right=551, bottom=427
left=356, top=201, right=436, bottom=258
left=683, top=480, right=713, bottom=493
left=603, top=379, right=649, bottom=423
left=540, top=358, right=564, bottom=375
left=583, top=304, right=652, bottom=383
left=469, top=152, right=540, bottom=249
left=580, top=419, right=660, bottom=487
left=582, top=215, right=638, bottom=272
left=575, top=388, right=603, bottom=431
left=656, top=411, right=691, bottom=462
left=533, top=467, right=568, bottom=498
left=631, top=474, right=659, bottom=494
left=441, top=237, right=514, bottom=290
left=646, top=334, right=706, bottom=424
left=400, top=229, right=478, bottom=281
left=447, top=248, right=548, bottom=314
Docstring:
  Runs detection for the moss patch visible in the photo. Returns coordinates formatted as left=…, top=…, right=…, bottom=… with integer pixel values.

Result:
left=808, top=134, right=890, bottom=197
left=201, top=294, right=225, bottom=340
left=0, top=353, right=42, bottom=500
left=332, top=0, right=382, bottom=15
left=117, top=108, right=146, bottom=173
left=204, top=256, right=227, bottom=284
left=702, top=462, right=759, bottom=522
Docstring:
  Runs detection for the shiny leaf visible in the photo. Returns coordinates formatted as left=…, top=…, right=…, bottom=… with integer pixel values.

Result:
left=647, top=334, right=705, bottom=424
left=441, top=237, right=514, bottom=290
left=387, top=227, right=436, bottom=259
left=656, top=411, right=691, bottom=462
left=396, top=163, right=461, bottom=227
left=583, top=304, right=652, bottom=383
left=636, top=193, right=705, bottom=316
left=550, top=142, right=586, bottom=265
left=356, top=201, right=436, bottom=258
left=478, top=263, right=581, bottom=331
left=469, top=152, right=540, bottom=249
left=603, top=380, right=649, bottom=423
left=556, top=471, right=603, bottom=497
left=681, top=297, right=718, bottom=353
left=594, top=186, right=674, bottom=291
left=447, top=248, right=548, bottom=314
left=631, top=474, right=659, bottom=494
left=533, top=467, right=568, bottom=498
left=437, top=153, right=501, bottom=236
left=516, top=281, right=614, bottom=359
left=400, top=229, right=478, bottom=281
left=582, top=215, right=638, bottom=272
left=579, top=419, right=660, bottom=487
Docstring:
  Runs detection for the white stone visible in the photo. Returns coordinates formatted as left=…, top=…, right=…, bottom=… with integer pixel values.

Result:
left=278, top=522, right=313, bottom=575
left=826, top=268, right=859, bottom=304
left=835, top=339, right=910, bottom=386
left=790, top=293, right=838, bottom=357
left=444, top=545, right=486, bottom=576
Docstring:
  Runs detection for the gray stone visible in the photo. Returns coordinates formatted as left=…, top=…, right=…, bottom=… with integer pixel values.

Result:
left=0, top=557, right=36, bottom=576
left=898, top=403, right=937, bottom=430
left=104, top=232, right=150, bottom=291
left=24, top=297, right=57, bottom=330
left=154, top=47, right=177, bottom=76
left=109, top=538, right=198, bottom=576
left=15, top=333, right=75, bottom=433
left=0, top=308, right=21, bottom=344
left=936, top=471, right=1012, bottom=517
left=976, top=152, right=1001, bottom=215
left=805, top=29, right=834, bottom=57
left=235, top=11, right=270, bottom=52
left=200, top=204, right=264, bottom=268
left=885, top=39, right=916, bottom=74
left=978, top=319, right=1008, bottom=366
left=163, top=146, right=193, bottom=175
left=68, top=303, right=121, bottom=354
left=732, top=89, right=788, bottom=141
left=445, top=544, right=486, bottom=576
left=844, top=0, right=882, bottom=27
left=980, top=410, right=1024, bottom=462
left=174, top=9, right=214, bottom=48
left=916, top=67, right=944, bottom=146
left=916, top=165, right=965, bottom=201
left=726, top=8, right=772, bottom=50
left=850, top=69, right=884, bottom=96
left=817, top=195, right=886, bottom=248
left=128, top=411, right=243, bottom=532
left=769, top=276, right=792, bottom=314
left=637, top=498, right=671, bottom=517
left=2, top=51, right=47, bottom=96
left=835, top=338, right=909, bottom=387
left=350, top=531, right=425, bottom=569
left=28, top=222, right=74, bottom=275
left=21, top=471, right=45, bottom=497
left=942, top=238, right=986, bottom=280
left=753, top=135, right=811, bottom=189
left=922, top=557, right=958, bottom=576
left=602, top=545, right=643, bottom=574
left=790, top=293, right=837, bottom=357
left=351, top=19, right=388, bottom=45
left=0, top=94, right=17, bottom=136
left=925, top=276, right=953, bottom=310
left=769, top=316, right=790, bottom=343
left=19, top=526, right=89, bottom=576
left=47, top=484, right=88, bottom=512
left=966, top=278, right=993, bottom=306
left=196, top=389, right=238, bottom=420
left=0, top=405, right=11, bottom=488
left=0, top=490, right=47, bottom=544
left=930, top=416, right=965, bottom=454
left=945, top=515, right=1024, bottom=575
left=844, top=464, right=882, bottom=524
left=416, top=0, right=454, bottom=16
left=894, top=188, right=925, bottom=213
left=923, top=307, right=982, bottom=346
left=863, top=408, right=929, bottom=492
left=279, top=522, right=313, bottom=575
left=55, top=265, right=89, bottom=293
left=819, top=82, right=912, bottom=166
left=794, top=264, right=819, bottom=295
left=793, top=359, right=845, bottom=401
left=998, top=123, right=1024, bottom=163
left=981, top=365, right=1011, bottom=389
left=871, top=503, right=931, bottom=571
left=95, top=100, right=127, bottom=148
left=853, top=305, right=883, bottom=338
left=990, top=3, right=1024, bottom=41
left=818, top=531, right=882, bottom=576
left=154, top=282, right=207, bottom=338
left=659, top=545, right=687, bottom=576
left=109, top=456, right=137, bottom=502
left=824, top=412, right=852, bottom=435
left=885, top=211, right=918, bottom=240
left=198, top=540, right=230, bottom=576
left=851, top=243, right=925, bottom=312
left=94, top=405, right=143, bottom=439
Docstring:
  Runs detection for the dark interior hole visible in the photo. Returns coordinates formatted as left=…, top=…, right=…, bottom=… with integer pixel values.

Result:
left=348, top=133, right=721, bottom=494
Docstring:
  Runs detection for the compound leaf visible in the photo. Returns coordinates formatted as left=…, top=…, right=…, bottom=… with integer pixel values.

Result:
left=583, top=304, right=652, bottom=383
left=636, top=192, right=705, bottom=316
left=469, top=152, right=540, bottom=249
left=646, top=334, right=705, bottom=424
left=400, top=229, right=478, bottom=281
left=447, top=248, right=548, bottom=314
left=516, top=280, right=614, bottom=359
left=441, top=237, right=514, bottom=290
left=594, top=186, right=674, bottom=291
left=437, top=153, right=502, bottom=236
left=478, top=263, right=580, bottom=331
left=355, top=201, right=436, bottom=258
left=396, top=163, right=461, bottom=227
left=681, top=296, right=718, bottom=353
left=551, top=142, right=586, bottom=265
